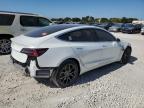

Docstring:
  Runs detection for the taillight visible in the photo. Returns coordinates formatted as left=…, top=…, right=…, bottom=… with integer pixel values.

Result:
left=21, top=48, right=48, bottom=57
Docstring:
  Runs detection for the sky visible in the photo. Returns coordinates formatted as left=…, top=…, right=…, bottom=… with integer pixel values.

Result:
left=0, top=0, right=144, bottom=19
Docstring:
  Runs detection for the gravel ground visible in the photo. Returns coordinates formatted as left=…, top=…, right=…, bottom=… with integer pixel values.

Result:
left=0, top=33, right=144, bottom=108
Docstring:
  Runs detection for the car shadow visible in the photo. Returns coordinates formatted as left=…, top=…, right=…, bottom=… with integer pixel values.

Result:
left=35, top=78, right=56, bottom=88
left=128, top=56, right=137, bottom=65
left=0, top=54, right=10, bottom=56
left=75, top=56, right=137, bottom=86
left=35, top=56, right=137, bottom=88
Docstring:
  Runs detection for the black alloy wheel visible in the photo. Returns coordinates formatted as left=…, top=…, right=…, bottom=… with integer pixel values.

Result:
left=51, top=60, right=79, bottom=88
left=0, top=39, right=11, bottom=55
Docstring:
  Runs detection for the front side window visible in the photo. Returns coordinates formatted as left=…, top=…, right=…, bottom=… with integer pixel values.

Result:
left=38, top=17, right=51, bottom=26
left=95, top=29, right=116, bottom=41
left=0, top=14, right=15, bottom=25
left=58, top=29, right=99, bottom=42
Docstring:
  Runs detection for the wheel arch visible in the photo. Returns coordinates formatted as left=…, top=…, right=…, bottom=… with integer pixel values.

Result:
left=59, top=58, right=81, bottom=75
left=0, top=34, right=14, bottom=39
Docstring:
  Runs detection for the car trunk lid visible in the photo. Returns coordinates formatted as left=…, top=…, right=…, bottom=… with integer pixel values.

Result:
left=11, top=35, right=46, bottom=63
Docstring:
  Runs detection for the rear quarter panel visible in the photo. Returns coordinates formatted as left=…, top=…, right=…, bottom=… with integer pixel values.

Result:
left=36, top=37, right=89, bottom=74
left=36, top=38, right=81, bottom=67
left=37, top=47, right=78, bottom=67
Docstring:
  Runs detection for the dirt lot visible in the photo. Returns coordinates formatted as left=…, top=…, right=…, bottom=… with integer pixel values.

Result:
left=0, top=33, right=144, bottom=108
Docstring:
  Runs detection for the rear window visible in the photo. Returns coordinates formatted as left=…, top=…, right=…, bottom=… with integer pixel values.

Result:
left=25, top=24, right=78, bottom=37
left=0, top=14, right=15, bottom=25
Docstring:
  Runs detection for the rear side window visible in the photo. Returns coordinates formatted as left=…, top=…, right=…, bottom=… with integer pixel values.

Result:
left=20, top=16, right=51, bottom=27
left=20, top=16, right=38, bottom=26
left=58, top=29, right=99, bottom=42
left=95, top=29, right=116, bottom=41
left=0, top=14, right=15, bottom=25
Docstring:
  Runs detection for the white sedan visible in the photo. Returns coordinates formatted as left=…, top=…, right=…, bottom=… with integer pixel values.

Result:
left=11, top=24, right=132, bottom=88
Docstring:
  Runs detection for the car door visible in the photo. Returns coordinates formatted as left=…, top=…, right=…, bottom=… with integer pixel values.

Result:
left=95, top=29, right=121, bottom=64
left=66, top=29, right=105, bottom=69
left=19, top=16, right=52, bottom=35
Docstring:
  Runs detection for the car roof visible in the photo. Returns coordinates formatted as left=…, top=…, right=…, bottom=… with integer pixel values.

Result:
left=25, top=24, right=92, bottom=36
left=27, top=24, right=100, bottom=35
left=37, top=24, right=96, bottom=33
left=0, top=11, right=37, bottom=15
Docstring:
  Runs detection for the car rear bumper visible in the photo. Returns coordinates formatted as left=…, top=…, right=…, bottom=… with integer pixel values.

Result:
left=10, top=55, right=55, bottom=78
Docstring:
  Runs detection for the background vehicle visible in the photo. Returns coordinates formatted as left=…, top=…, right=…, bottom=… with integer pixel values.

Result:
left=109, top=23, right=124, bottom=32
left=11, top=24, right=132, bottom=88
left=121, top=23, right=141, bottom=34
left=0, top=11, right=53, bottom=55
left=141, top=25, right=144, bottom=35
left=96, top=22, right=113, bottom=30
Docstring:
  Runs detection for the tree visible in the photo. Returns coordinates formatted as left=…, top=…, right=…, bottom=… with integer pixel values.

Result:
left=100, top=18, right=109, bottom=23
left=63, top=17, right=71, bottom=22
left=127, top=18, right=138, bottom=23
left=81, top=16, right=95, bottom=24
left=121, top=17, right=128, bottom=23
left=88, top=16, right=95, bottom=24
left=72, top=17, right=81, bottom=22
left=121, top=17, right=138, bottom=23
left=95, top=18, right=100, bottom=23
left=51, top=16, right=139, bottom=24
left=109, top=18, right=121, bottom=23
left=81, top=17, right=87, bottom=24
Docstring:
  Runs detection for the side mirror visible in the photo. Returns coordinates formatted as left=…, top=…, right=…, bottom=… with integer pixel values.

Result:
left=116, top=38, right=120, bottom=42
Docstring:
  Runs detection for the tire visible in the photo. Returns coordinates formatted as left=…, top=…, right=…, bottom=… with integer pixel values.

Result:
left=0, top=39, right=11, bottom=55
left=50, top=60, right=79, bottom=88
left=120, top=47, right=132, bottom=64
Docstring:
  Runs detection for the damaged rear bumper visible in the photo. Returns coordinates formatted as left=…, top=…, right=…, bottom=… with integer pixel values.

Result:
left=10, top=56, right=56, bottom=78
